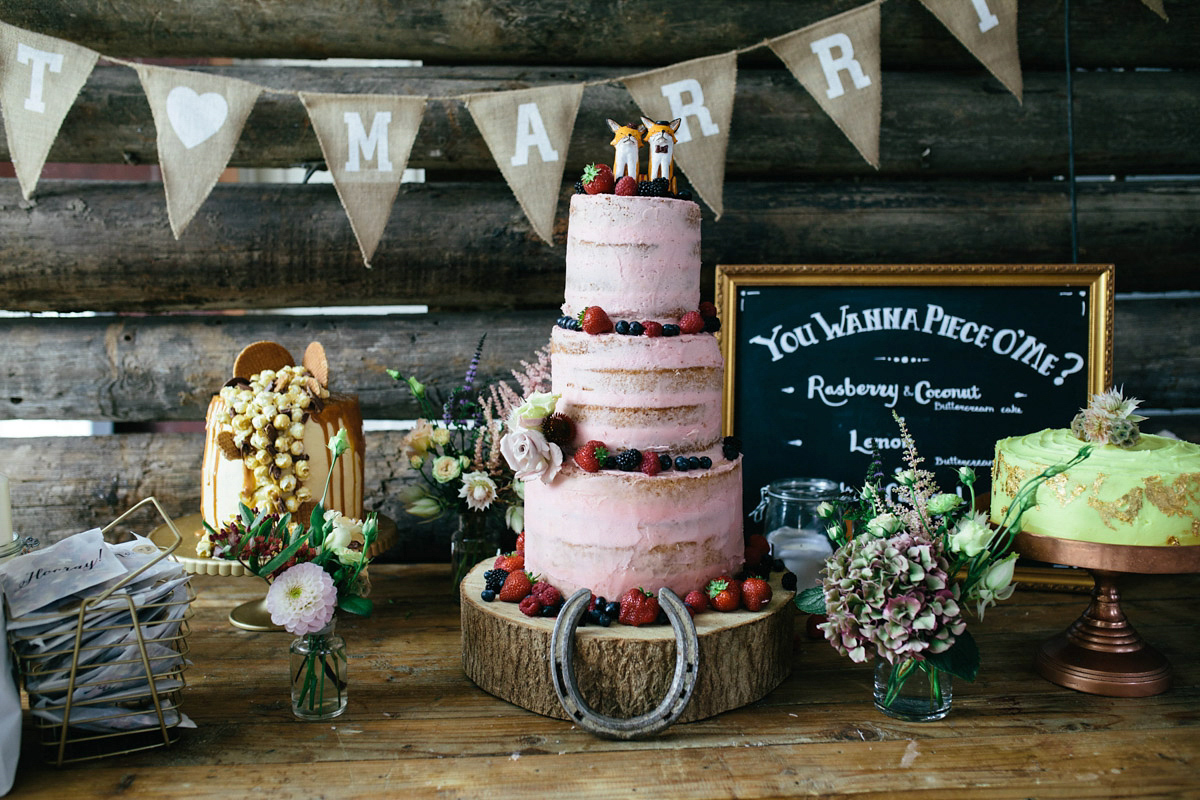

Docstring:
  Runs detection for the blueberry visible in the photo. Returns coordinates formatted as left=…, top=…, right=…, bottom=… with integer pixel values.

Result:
left=615, top=320, right=630, bottom=335
left=604, top=601, right=621, bottom=618
left=658, top=453, right=672, bottom=470
left=541, top=603, right=560, bottom=617
left=629, top=321, right=645, bottom=336
left=594, top=613, right=612, bottom=627
left=674, top=456, right=690, bottom=471
left=698, top=456, right=712, bottom=469
left=594, top=596, right=607, bottom=609
left=687, top=456, right=701, bottom=470
left=602, top=456, right=617, bottom=470
left=662, top=324, right=681, bottom=337
left=781, top=572, right=798, bottom=591
left=656, top=609, right=668, bottom=625
left=481, top=588, right=496, bottom=602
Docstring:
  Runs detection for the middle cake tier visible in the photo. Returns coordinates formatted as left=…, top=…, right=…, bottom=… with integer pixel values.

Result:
left=550, top=326, right=725, bottom=454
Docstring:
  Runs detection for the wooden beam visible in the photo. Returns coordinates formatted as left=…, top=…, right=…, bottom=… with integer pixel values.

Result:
left=0, top=0, right=1193, bottom=69
left=2, top=180, right=1198, bottom=314
left=2, top=67, right=1196, bottom=178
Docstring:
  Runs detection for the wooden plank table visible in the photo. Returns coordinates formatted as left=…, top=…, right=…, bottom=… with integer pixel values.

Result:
left=11, top=565, right=1199, bottom=798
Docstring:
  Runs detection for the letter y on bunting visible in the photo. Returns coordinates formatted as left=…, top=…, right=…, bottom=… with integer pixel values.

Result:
left=464, top=84, right=584, bottom=245
left=0, top=21, right=99, bottom=200
left=300, top=92, right=426, bottom=267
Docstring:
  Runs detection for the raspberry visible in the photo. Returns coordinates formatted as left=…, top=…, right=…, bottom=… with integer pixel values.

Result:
left=519, top=595, right=543, bottom=617
left=698, top=301, right=718, bottom=319
left=531, top=581, right=562, bottom=607
left=679, top=311, right=705, bottom=334
left=639, top=450, right=661, bottom=477
left=614, top=175, right=638, bottom=196
left=641, top=320, right=663, bottom=337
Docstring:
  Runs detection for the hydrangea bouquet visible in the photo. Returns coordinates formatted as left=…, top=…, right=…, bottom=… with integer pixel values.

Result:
left=389, top=338, right=553, bottom=588
left=796, top=413, right=1090, bottom=718
left=203, top=428, right=378, bottom=718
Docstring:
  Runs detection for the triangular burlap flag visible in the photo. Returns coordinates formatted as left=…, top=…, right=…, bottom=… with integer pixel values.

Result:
left=300, top=92, right=426, bottom=267
left=1141, top=0, right=1168, bottom=21
left=0, top=21, right=99, bottom=199
left=768, top=1, right=882, bottom=168
left=623, top=51, right=737, bottom=219
left=464, top=84, right=583, bottom=245
left=136, top=64, right=261, bottom=238
left=919, top=0, right=1022, bottom=102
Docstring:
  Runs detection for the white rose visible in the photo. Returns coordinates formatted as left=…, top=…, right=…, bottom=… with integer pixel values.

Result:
left=431, top=455, right=463, bottom=484
left=500, top=428, right=563, bottom=483
left=322, top=510, right=363, bottom=551
left=949, top=512, right=994, bottom=557
left=866, top=512, right=902, bottom=538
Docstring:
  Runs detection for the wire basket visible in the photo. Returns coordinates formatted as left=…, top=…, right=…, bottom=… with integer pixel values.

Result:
left=7, top=498, right=195, bottom=765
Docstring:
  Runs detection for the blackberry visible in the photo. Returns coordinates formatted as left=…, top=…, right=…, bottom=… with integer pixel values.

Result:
left=658, top=453, right=672, bottom=471
left=662, top=324, right=681, bottom=337
left=721, top=435, right=742, bottom=460
left=604, top=601, right=621, bottom=618
left=615, top=320, right=631, bottom=335
left=722, top=443, right=739, bottom=461
left=481, top=588, right=497, bottom=602
left=574, top=179, right=586, bottom=194
left=483, top=569, right=509, bottom=593
left=698, top=456, right=712, bottom=469
left=781, top=572, right=798, bottom=591
left=647, top=177, right=671, bottom=197
left=637, top=180, right=655, bottom=196
left=703, top=316, right=721, bottom=333
left=628, top=321, right=645, bottom=336
left=687, top=456, right=701, bottom=470
left=615, top=448, right=643, bottom=471
left=674, top=456, right=690, bottom=472
left=602, top=455, right=617, bottom=470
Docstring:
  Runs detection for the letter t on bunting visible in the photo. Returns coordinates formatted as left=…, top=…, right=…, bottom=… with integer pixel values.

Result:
left=464, top=84, right=584, bottom=245
left=623, top=51, right=737, bottom=219
left=0, top=21, right=99, bottom=200
left=768, top=1, right=882, bottom=168
left=299, top=92, right=426, bottom=267
left=919, top=0, right=1022, bottom=102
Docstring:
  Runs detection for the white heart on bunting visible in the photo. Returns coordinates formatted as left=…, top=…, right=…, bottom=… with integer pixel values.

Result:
left=166, top=86, right=229, bottom=149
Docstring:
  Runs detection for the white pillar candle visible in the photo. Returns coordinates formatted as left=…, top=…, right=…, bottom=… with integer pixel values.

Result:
left=0, top=473, right=11, bottom=542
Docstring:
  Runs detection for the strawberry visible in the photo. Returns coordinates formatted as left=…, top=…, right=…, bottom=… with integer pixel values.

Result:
left=518, top=595, right=543, bottom=617
left=639, top=450, right=661, bottom=477
left=683, top=590, right=709, bottom=617
left=641, top=320, right=664, bottom=338
left=741, top=577, right=773, bottom=611
left=698, top=301, right=718, bottom=319
left=618, top=588, right=660, bottom=627
left=493, top=551, right=524, bottom=572
left=614, top=175, right=638, bottom=196
left=498, top=570, right=533, bottom=603
left=744, top=533, right=771, bottom=567
left=706, top=576, right=741, bottom=612
left=679, top=311, right=706, bottom=335
left=581, top=163, right=615, bottom=195
left=514, top=531, right=525, bottom=555
left=574, top=440, right=609, bottom=473
left=579, top=305, right=614, bottom=335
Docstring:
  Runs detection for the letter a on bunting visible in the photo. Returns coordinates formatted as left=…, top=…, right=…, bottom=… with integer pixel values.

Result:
left=623, top=51, right=737, bottom=219
left=138, top=65, right=262, bottom=238
left=0, top=21, right=99, bottom=199
left=300, top=92, right=426, bottom=267
left=768, top=1, right=882, bottom=168
left=919, top=0, right=1022, bottom=102
left=464, top=84, right=583, bottom=245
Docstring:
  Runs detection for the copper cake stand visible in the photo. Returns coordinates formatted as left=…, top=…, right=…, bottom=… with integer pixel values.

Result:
left=151, top=512, right=396, bottom=631
left=1015, top=531, right=1200, bottom=697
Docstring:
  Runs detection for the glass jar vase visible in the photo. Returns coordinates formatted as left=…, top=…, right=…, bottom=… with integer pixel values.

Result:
left=289, top=619, right=348, bottom=721
left=451, top=512, right=503, bottom=594
left=752, top=477, right=841, bottom=590
left=873, top=657, right=953, bottom=722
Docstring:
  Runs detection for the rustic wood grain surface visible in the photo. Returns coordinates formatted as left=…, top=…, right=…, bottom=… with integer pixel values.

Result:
left=9, top=566, right=1199, bottom=799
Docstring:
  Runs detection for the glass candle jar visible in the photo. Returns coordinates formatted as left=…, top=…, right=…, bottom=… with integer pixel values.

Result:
left=752, top=477, right=841, bottom=590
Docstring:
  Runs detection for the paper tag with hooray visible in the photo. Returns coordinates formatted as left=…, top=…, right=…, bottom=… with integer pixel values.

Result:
left=0, top=528, right=127, bottom=618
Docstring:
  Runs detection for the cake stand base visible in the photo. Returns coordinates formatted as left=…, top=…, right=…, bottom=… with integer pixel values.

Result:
left=229, top=597, right=277, bottom=632
left=459, top=562, right=795, bottom=724
left=1016, top=532, right=1200, bottom=698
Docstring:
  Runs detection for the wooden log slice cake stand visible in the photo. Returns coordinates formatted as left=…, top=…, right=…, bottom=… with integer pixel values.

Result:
left=460, top=562, right=795, bottom=725
left=1016, top=531, right=1200, bottom=697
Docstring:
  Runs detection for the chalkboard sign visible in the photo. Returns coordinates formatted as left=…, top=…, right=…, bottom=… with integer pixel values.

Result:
left=716, top=264, right=1113, bottom=516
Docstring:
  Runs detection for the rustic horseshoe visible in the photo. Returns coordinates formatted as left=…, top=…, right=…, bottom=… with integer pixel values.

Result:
left=550, top=587, right=700, bottom=739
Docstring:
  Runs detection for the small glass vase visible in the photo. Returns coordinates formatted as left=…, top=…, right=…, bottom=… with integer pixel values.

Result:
left=873, top=657, right=952, bottom=722
left=289, top=619, right=348, bottom=721
left=451, top=512, right=503, bottom=594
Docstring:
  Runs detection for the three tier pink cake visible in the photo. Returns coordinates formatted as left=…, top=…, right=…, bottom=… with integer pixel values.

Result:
left=519, top=192, right=743, bottom=600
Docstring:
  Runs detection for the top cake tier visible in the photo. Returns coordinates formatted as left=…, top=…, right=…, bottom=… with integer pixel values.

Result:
left=564, top=193, right=701, bottom=321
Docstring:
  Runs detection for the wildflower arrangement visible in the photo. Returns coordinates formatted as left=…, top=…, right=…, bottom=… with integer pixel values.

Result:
left=201, top=428, right=378, bottom=717
left=389, top=338, right=553, bottom=585
left=797, top=413, right=1091, bottom=708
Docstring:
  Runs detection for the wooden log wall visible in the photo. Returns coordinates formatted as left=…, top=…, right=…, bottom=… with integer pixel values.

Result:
left=1, top=1, right=1198, bottom=556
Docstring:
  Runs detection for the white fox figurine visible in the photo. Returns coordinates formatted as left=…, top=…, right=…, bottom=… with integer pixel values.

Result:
left=607, top=119, right=644, bottom=180
left=642, top=116, right=681, bottom=193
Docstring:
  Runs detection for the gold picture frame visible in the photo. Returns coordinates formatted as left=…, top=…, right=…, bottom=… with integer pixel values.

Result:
left=715, top=263, right=1114, bottom=590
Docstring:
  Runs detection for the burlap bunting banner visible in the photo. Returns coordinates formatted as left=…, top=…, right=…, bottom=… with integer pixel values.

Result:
left=1141, top=0, right=1168, bottom=21
left=300, top=92, right=426, bottom=267
left=919, top=0, right=1022, bottom=102
left=137, top=65, right=262, bottom=238
left=464, top=84, right=583, bottom=245
left=768, top=1, right=882, bottom=169
left=623, top=51, right=738, bottom=219
left=0, top=21, right=98, bottom=199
